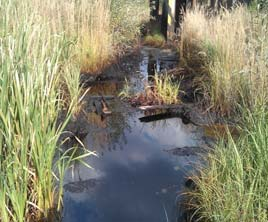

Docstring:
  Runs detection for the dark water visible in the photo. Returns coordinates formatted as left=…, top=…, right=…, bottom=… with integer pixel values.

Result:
left=139, top=47, right=178, bottom=75
left=62, top=47, right=202, bottom=222
left=130, top=47, right=178, bottom=93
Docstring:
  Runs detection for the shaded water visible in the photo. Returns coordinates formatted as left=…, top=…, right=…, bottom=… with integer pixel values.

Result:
left=62, top=47, right=203, bottom=222
left=130, top=47, right=178, bottom=93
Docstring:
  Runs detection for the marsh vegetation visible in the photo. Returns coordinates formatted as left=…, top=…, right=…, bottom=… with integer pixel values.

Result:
left=1, top=0, right=268, bottom=221
left=0, top=0, right=148, bottom=221
left=180, top=3, right=268, bottom=221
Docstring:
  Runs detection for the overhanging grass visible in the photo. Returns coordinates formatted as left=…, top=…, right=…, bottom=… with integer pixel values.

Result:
left=0, top=1, right=85, bottom=220
left=191, top=106, right=268, bottom=222
left=25, top=0, right=149, bottom=74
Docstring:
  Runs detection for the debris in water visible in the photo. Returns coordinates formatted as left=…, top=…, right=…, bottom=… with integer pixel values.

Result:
left=101, top=97, right=112, bottom=115
left=163, top=146, right=205, bottom=156
left=64, top=179, right=102, bottom=193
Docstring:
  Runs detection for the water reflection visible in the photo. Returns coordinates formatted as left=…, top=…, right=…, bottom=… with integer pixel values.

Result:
left=84, top=100, right=131, bottom=154
left=131, top=47, right=178, bottom=93
left=87, top=81, right=123, bottom=96
left=63, top=107, right=202, bottom=222
left=62, top=47, right=198, bottom=222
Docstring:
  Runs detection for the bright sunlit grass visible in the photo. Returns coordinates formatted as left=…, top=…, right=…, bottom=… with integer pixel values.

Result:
left=190, top=106, right=268, bottom=222
left=144, top=33, right=166, bottom=47
left=180, top=4, right=268, bottom=222
left=180, top=5, right=268, bottom=115
left=153, top=74, right=180, bottom=104
left=0, top=0, right=149, bottom=221
left=0, top=1, right=90, bottom=221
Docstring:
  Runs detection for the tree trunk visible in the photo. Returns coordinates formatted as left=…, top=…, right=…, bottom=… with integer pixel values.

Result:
left=150, top=0, right=159, bottom=19
left=161, top=0, right=168, bottom=39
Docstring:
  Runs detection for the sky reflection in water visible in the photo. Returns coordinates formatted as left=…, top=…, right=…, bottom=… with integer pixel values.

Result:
left=63, top=111, right=201, bottom=222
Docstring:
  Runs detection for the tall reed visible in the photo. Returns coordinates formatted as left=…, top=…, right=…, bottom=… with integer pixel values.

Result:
left=34, top=0, right=149, bottom=74
left=27, top=0, right=112, bottom=74
left=0, top=0, right=89, bottom=221
left=0, top=0, right=149, bottom=220
left=191, top=106, right=268, bottom=222
left=180, top=5, right=268, bottom=221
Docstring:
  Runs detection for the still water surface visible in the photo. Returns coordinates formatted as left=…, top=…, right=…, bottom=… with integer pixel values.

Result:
left=62, top=47, right=202, bottom=222
left=63, top=107, right=202, bottom=222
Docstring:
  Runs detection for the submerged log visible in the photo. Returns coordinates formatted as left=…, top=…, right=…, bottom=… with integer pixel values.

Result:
left=138, top=106, right=200, bottom=126
left=64, top=178, right=101, bottom=193
left=139, top=112, right=182, bottom=122
left=163, top=146, right=206, bottom=156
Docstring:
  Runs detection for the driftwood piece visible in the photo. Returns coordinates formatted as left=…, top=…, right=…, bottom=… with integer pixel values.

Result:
left=139, top=112, right=181, bottom=122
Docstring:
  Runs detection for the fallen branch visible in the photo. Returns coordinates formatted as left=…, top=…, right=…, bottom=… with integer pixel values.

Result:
left=139, top=112, right=181, bottom=122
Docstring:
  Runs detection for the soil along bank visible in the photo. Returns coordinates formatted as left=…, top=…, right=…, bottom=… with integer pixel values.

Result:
left=0, top=0, right=149, bottom=221
left=180, top=5, right=268, bottom=221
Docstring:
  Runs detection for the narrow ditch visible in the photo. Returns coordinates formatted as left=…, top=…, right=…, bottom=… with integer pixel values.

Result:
left=61, top=46, right=212, bottom=222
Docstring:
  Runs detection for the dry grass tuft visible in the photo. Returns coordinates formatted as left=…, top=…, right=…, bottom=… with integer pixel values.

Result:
left=126, top=74, right=181, bottom=106
left=144, top=34, right=166, bottom=47
left=33, top=0, right=149, bottom=74
left=180, top=5, right=268, bottom=222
